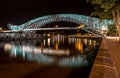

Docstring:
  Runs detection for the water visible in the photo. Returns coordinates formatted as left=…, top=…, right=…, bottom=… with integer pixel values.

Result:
left=0, top=35, right=101, bottom=78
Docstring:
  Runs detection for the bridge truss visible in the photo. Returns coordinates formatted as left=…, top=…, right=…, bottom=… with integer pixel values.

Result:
left=7, top=14, right=113, bottom=37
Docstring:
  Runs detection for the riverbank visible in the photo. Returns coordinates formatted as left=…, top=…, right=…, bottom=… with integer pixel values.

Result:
left=89, top=37, right=120, bottom=78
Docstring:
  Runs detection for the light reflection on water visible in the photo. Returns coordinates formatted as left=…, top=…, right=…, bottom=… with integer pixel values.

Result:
left=3, top=36, right=100, bottom=67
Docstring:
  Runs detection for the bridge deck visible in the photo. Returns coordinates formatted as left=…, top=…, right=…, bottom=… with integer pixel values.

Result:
left=4, top=27, right=83, bottom=33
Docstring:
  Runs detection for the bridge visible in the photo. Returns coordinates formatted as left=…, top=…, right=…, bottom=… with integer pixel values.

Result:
left=3, top=27, right=101, bottom=37
left=5, top=14, right=113, bottom=37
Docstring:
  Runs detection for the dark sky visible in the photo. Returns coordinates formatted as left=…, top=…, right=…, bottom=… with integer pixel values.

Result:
left=0, top=0, right=94, bottom=27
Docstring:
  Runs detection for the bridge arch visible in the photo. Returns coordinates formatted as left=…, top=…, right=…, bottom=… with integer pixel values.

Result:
left=8, top=14, right=112, bottom=31
left=7, top=14, right=113, bottom=37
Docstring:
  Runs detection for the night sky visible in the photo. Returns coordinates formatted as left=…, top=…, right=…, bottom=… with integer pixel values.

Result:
left=0, top=0, right=94, bottom=27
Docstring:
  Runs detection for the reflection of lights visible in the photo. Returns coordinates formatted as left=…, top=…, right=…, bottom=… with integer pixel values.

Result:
left=73, top=38, right=76, bottom=43
left=4, top=44, right=12, bottom=52
left=94, top=40, right=96, bottom=46
left=47, top=38, right=50, bottom=46
left=3, top=36, right=99, bottom=67
left=43, top=39, right=45, bottom=46
left=75, top=39, right=83, bottom=52
left=10, top=46, right=17, bottom=57
left=52, top=37, right=55, bottom=44
left=41, top=42, right=44, bottom=52
left=75, top=42, right=83, bottom=52
left=22, top=52, right=25, bottom=59
left=62, top=37, right=64, bottom=43
left=26, top=53, right=54, bottom=64
left=43, top=49, right=69, bottom=56
left=43, top=34, right=46, bottom=37
left=55, top=25, right=58, bottom=27
left=89, top=39, right=92, bottom=45
left=58, top=55, right=88, bottom=67
left=68, top=38, right=76, bottom=44
left=54, top=43, right=59, bottom=50
left=10, top=52, right=16, bottom=58
left=14, top=48, right=17, bottom=56
left=4, top=44, right=70, bottom=56
left=68, top=38, right=71, bottom=44
left=47, top=33, right=51, bottom=37
left=84, top=39, right=87, bottom=45
left=57, top=34, right=60, bottom=43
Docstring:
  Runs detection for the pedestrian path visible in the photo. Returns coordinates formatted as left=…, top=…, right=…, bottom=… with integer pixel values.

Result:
left=106, top=37, right=120, bottom=77
left=89, top=37, right=119, bottom=78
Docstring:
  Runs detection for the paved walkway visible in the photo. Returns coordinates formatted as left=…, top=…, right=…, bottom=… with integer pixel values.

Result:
left=106, top=37, right=120, bottom=77
left=89, top=37, right=120, bottom=78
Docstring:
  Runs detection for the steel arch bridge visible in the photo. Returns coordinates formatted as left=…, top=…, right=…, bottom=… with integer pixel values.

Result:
left=7, top=14, right=113, bottom=36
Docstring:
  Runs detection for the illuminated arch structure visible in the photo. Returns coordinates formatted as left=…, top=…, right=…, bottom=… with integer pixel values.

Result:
left=7, top=14, right=113, bottom=36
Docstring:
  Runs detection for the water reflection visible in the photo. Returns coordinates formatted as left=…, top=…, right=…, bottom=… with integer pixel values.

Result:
left=3, top=35, right=100, bottom=67
left=75, top=38, right=83, bottom=52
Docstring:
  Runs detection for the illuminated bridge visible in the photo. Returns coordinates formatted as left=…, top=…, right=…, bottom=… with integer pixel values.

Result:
left=7, top=14, right=113, bottom=37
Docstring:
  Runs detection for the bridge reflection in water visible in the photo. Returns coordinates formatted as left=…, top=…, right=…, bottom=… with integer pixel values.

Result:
left=4, top=35, right=99, bottom=66
left=3, top=35, right=101, bottom=78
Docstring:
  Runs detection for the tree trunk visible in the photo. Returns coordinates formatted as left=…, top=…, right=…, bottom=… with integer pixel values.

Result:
left=112, top=10, right=120, bottom=41
left=116, top=10, right=120, bottom=40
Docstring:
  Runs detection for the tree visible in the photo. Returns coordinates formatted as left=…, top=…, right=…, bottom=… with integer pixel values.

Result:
left=86, top=0, right=120, bottom=39
left=107, top=24, right=116, bottom=36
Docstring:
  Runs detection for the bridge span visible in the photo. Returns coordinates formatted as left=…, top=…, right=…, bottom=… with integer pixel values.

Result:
left=3, top=27, right=101, bottom=37
left=4, top=27, right=84, bottom=32
left=7, top=14, right=112, bottom=35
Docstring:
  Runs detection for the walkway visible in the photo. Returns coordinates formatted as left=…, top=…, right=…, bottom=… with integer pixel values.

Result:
left=106, top=37, right=120, bottom=77
left=89, top=37, right=120, bottom=78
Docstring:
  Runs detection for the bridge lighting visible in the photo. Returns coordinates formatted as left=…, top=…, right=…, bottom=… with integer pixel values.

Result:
left=47, top=38, right=50, bottom=46
left=7, top=14, right=113, bottom=34
left=47, top=33, right=51, bottom=37
left=101, top=25, right=108, bottom=35
left=78, top=24, right=84, bottom=28
left=101, top=25, right=107, bottom=31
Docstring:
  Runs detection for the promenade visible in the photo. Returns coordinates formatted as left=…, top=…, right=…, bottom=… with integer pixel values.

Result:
left=106, top=37, right=120, bottom=77
left=89, top=36, right=120, bottom=78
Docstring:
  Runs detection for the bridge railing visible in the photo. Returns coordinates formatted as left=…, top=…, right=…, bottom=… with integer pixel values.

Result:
left=0, top=32, right=42, bottom=40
